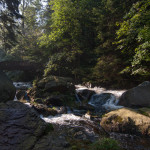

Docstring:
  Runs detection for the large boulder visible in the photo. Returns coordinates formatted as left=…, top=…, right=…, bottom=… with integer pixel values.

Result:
left=100, top=108, right=150, bottom=136
left=37, top=76, right=75, bottom=93
left=0, top=71, right=16, bottom=102
left=118, top=81, right=150, bottom=107
left=0, top=101, right=52, bottom=150
left=28, top=76, right=75, bottom=101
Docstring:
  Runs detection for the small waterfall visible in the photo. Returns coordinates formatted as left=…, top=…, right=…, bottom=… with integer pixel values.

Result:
left=102, top=95, right=123, bottom=111
left=66, top=106, right=72, bottom=114
left=13, top=82, right=32, bottom=90
left=88, top=93, right=123, bottom=111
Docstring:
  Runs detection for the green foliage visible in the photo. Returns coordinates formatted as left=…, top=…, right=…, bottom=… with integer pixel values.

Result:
left=44, top=51, right=79, bottom=77
left=0, top=0, right=22, bottom=51
left=1, top=0, right=149, bottom=86
left=92, top=55, right=123, bottom=84
left=116, top=0, right=150, bottom=76
left=138, top=109, right=150, bottom=117
left=40, top=0, right=99, bottom=79
left=90, top=138, right=120, bottom=150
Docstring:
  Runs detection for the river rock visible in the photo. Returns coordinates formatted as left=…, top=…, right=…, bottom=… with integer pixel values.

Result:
left=44, top=95, right=64, bottom=106
left=37, top=76, right=75, bottom=93
left=28, top=76, right=75, bottom=104
left=88, top=93, right=117, bottom=113
left=118, top=81, right=150, bottom=107
left=100, top=107, right=150, bottom=136
left=76, top=89, right=95, bottom=101
left=32, top=103, right=58, bottom=116
left=0, top=71, right=16, bottom=102
left=16, top=90, right=27, bottom=100
left=0, top=101, right=52, bottom=150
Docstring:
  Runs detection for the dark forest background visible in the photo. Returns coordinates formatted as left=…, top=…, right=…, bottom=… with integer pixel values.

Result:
left=0, top=0, right=150, bottom=88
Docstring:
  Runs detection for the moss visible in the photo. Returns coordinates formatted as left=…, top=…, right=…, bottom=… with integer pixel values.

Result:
left=69, top=139, right=91, bottom=150
left=138, top=109, right=150, bottom=117
left=102, top=114, right=107, bottom=118
left=114, top=116, right=123, bottom=123
left=90, top=138, right=121, bottom=150
left=47, top=108, right=57, bottom=116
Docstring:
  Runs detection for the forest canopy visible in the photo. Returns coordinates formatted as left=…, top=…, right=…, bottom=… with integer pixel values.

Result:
left=0, top=0, right=149, bottom=87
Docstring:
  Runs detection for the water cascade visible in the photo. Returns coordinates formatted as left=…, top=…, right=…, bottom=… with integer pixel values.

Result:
left=88, top=93, right=123, bottom=111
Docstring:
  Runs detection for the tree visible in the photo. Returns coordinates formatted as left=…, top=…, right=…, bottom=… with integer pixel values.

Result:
left=116, top=0, right=150, bottom=77
left=0, top=0, right=21, bottom=51
left=7, top=0, right=46, bottom=62
left=40, top=0, right=100, bottom=77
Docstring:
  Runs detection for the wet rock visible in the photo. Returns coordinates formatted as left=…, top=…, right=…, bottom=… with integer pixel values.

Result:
left=32, top=103, right=58, bottom=116
left=0, top=71, right=16, bottom=102
left=76, top=89, right=95, bottom=101
left=89, top=93, right=113, bottom=107
left=118, top=81, right=150, bottom=107
left=88, top=93, right=117, bottom=113
left=16, top=90, right=30, bottom=101
left=100, top=108, right=150, bottom=137
left=78, top=104, right=95, bottom=111
left=34, top=98, right=43, bottom=104
left=56, top=106, right=67, bottom=114
left=33, top=130, right=70, bottom=150
left=44, top=95, right=64, bottom=106
left=0, top=101, right=50, bottom=150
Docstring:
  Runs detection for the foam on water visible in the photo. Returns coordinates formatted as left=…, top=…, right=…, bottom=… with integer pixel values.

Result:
left=76, top=85, right=125, bottom=111
left=13, top=82, right=32, bottom=90
left=40, top=114, right=84, bottom=125
left=102, top=95, right=124, bottom=111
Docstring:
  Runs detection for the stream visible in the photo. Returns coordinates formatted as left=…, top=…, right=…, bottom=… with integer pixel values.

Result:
left=13, top=82, right=150, bottom=150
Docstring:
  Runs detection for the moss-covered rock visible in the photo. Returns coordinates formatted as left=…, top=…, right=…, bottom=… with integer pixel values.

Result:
left=36, top=76, right=75, bottom=94
left=28, top=76, right=76, bottom=107
left=100, top=108, right=150, bottom=136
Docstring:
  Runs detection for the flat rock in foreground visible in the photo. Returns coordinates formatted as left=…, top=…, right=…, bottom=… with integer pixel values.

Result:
left=0, top=101, right=48, bottom=150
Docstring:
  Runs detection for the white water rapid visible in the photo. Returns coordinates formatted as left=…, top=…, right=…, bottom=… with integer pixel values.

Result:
left=76, top=85, right=125, bottom=111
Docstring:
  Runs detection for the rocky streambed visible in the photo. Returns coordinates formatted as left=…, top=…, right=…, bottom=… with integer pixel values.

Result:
left=0, top=72, right=150, bottom=150
left=14, top=80, right=150, bottom=150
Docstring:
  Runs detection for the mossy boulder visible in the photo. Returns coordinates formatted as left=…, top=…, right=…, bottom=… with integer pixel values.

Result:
left=0, top=71, right=16, bottom=102
left=100, top=108, right=150, bottom=136
left=36, top=76, right=75, bottom=94
left=29, top=76, right=75, bottom=100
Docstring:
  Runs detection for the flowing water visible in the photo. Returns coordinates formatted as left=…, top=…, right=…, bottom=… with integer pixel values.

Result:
left=13, top=82, right=150, bottom=150
left=13, top=82, right=32, bottom=90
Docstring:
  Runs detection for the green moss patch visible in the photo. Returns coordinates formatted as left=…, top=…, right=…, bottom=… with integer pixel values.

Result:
left=90, top=138, right=121, bottom=150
